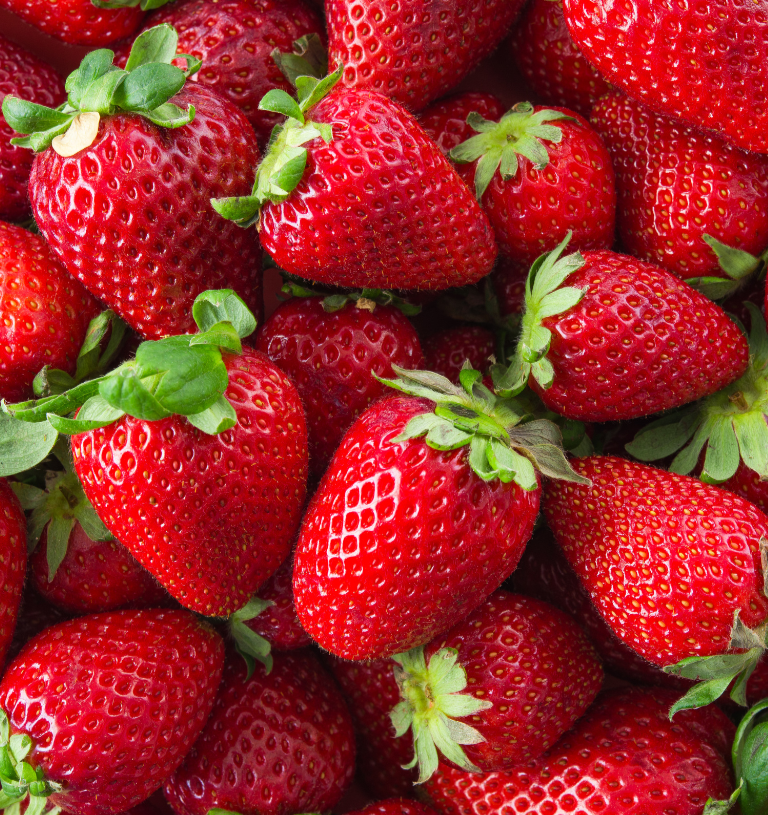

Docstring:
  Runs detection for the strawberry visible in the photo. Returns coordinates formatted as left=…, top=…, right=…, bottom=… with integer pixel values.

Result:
left=422, top=326, right=495, bottom=385
left=422, top=687, right=735, bottom=815
left=562, top=0, right=768, bottom=154
left=326, top=0, right=527, bottom=112
left=293, top=365, right=587, bottom=661
left=3, top=26, right=263, bottom=340
left=509, top=0, right=611, bottom=118
left=491, top=256, right=527, bottom=320
left=348, top=802, right=438, bottom=815
left=0, top=478, right=26, bottom=669
left=496, top=238, right=749, bottom=422
left=590, top=91, right=768, bottom=282
left=0, top=35, right=65, bottom=221
left=391, top=590, right=603, bottom=781
left=163, top=649, right=356, bottom=815
left=257, top=287, right=424, bottom=477
left=0, top=608, right=224, bottom=814
left=4, top=592, right=69, bottom=665
left=450, top=104, right=616, bottom=268
left=213, top=69, right=498, bottom=291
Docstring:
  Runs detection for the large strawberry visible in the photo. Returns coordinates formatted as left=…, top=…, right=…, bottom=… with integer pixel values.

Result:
left=562, top=0, right=768, bottom=154
left=0, top=479, right=26, bottom=669
left=3, top=25, right=263, bottom=340
left=213, top=68, right=498, bottom=291
left=293, top=365, right=587, bottom=660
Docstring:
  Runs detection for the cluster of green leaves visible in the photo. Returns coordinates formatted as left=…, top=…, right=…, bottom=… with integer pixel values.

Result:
left=92, top=0, right=172, bottom=8
left=2, top=25, right=199, bottom=153
left=281, top=278, right=422, bottom=316
left=689, top=234, right=767, bottom=302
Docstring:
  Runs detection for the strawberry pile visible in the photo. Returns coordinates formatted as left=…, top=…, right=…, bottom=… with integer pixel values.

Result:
left=1, top=1, right=768, bottom=814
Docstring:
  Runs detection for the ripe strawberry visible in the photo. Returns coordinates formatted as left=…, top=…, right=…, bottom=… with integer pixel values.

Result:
left=391, top=590, right=603, bottom=780
left=0, top=221, right=101, bottom=402
left=422, top=688, right=735, bottom=815
left=591, top=91, right=768, bottom=282
left=213, top=71, right=498, bottom=291
left=4, top=28, right=263, bottom=340
left=257, top=288, right=423, bottom=477
left=450, top=104, right=616, bottom=268
left=509, top=0, right=611, bottom=118
left=326, top=0, right=527, bottom=112
left=163, top=649, right=356, bottom=815
left=562, top=0, right=768, bottom=154
left=293, top=366, right=587, bottom=661
left=491, top=256, right=527, bottom=319
left=348, top=802, right=438, bottom=815
left=0, top=35, right=65, bottom=221
left=0, top=479, right=26, bottom=669
left=5, top=592, right=69, bottom=665
left=422, top=326, right=495, bottom=385
left=497, top=239, right=749, bottom=422
left=0, top=608, right=224, bottom=814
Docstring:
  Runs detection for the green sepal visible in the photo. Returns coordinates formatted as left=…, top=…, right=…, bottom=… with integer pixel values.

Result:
left=192, top=289, right=258, bottom=340
left=0, top=712, right=60, bottom=807
left=228, top=597, right=275, bottom=679
left=732, top=698, right=768, bottom=815
left=687, top=235, right=765, bottom=301
left=272, top=33, right=328, bottom=87
left=279, top=276, right=422, bottom=316
left=92, top=0, right=174, bottom=9
left=186, top=396, right=238, bottom=435
left=0, top=413, right=58, bottom=477
left=703, top=786, right=742, bottom=815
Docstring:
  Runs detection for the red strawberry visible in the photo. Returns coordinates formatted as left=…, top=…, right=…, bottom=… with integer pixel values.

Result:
left=163, top=649, right=356, bottom=815
left=422, top=687, right=735, bottom=815
left=0, top=479, right=26, bottom=669
left=326, top=0, right=527, bottom=112
left=4, top=30, right=263, bottom=340
left=509, top=0, right=611, bottom=118
left=422, top=326, right=495, bottom=385
left=0, top=35, right=65, bottom=221
left=0, top=608, right=224, bottom=814
left=590, top=91, right=768, bottom=281
left=562, top=0, right=768, bottom=154
left=0, top=221, right=100, bottom=402
left=450, top=104, right=616, bottom=268
left=491, top=256, right=527, bottom=319
left=348, top=802, right=438, bottom=815
left=257, top=289, right=424, bottom=477
left=498, top=239, right=749, bottom=421
left=391, top=590, right=603, bottom=780
left=5, top=592, right=69, bottom=665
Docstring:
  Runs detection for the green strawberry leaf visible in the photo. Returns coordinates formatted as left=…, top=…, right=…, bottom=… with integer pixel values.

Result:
left=92, top=0, right=174, bottom=8
left=1, top=98, right=73, bottom=139
left=229, top=597, right=275, bottom=679
left=259, top=89, right=304, bottom=123
left=186, top=395, right=238, bottom=435
left=45, top=516, right=75, bottom=582
left=192, top=289, right=258, bottom=339
left=272, top=33, right=328, bottom=87
left=0, top=414, right=59, bottom=477
left=703, top=786, right=742, bottom=815
left=112, top=63, right=186, bottom=112
left=732, top=699, right=768, bottom=815
left=124, top=23, right=179, bottom=70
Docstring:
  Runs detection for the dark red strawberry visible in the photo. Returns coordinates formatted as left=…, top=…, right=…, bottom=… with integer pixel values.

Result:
left=163, top=649, right=356, bottom=815
left=0, top=608, right=224, bottom=814
left=326, top=0, right=527, bottom=112
left=257, top=289, right=423, bottom=477
left=422, top=326, right=495, bottom=385
left=5, top=591, right=69, bottom=665
left=491, top=256, right=527, bottom=319
left=0, top=479, right=26, bottom=669
left=347, top=801, right=438, bottom=815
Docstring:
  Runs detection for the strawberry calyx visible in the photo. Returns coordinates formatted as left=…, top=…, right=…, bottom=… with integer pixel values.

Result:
left=378, top=364, right=589, bottom=488
left=626, top=303, right=768, bottom=484
left=227, top=597, right=275, bottom=679
left=449, top=101, right=575, bottom=199
left=91, top=0, right=173, bottom=8
left=390, top=646, right=492, bottom=783
left=211, top=65, right=342, bottom=229
left=2, top=25, right=199, bottom=155
left=281, top=277, right=422, bottom=316
left=688, top=234, right=767, bottom=302
left=272, top=33, right=328, bottom=87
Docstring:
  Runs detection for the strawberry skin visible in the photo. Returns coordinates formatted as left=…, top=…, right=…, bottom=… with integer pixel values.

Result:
left=164, top=649, right=356, bottom=815
left=0, top=35, right=65, bottom=221
left=293, top=395, right=540, bottom=660
left=30, top=84, right=263, bottom=340
left=422, top=326, right=496, bottom=385
left=0, top=479, right=26, bottom=669
left=348, top=802, right=438, bottom=815
left=72, top=346, right=309, bottom=617
left=544, top=456, right=768, bottom=667
left=0, top=608, right=224, bottom=815
left=591, top=91, right=768, bottom=280
left=0, top=221, right=100, bottom=402
left=259, top=88, right=498, bottom=291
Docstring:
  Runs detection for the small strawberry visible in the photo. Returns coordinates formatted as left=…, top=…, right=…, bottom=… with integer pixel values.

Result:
left=491, top=256, right=528, bottom=320
left=163, top=649, right=356, bottom=815
left=0, top=608, right=224, bottom=814
left=347, top=802, right=438, bottom=815
left=0, top=478, right=26, bottom=669
left=422, top=326, right=495, bottom=385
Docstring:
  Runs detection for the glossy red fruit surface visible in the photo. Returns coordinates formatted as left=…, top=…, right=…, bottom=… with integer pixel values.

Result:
left=0, top=609, right=225, bottom=815
left=257, top=296, right=423, bottom=477
left=72, top=347, right=308, bottom=617
left=422, top=326, right=495, bottom=385
left=260, top=88, right=498, bottom=291
left=0, top=479, right=26, bottom=669
left=348, top=801, right=438, bottom=815
left=30, top=84, right=263, bottom=340
left=0, top=221, right=100, bottom=402
left=591, top=91, right=768, bottom=280
left=294, top=395, right=540, bottom=660
left=164, top=649, right=356, bottom=815
left=544, top=456, right=768, bottom=666
left=717, top=459, right=768, bottom=514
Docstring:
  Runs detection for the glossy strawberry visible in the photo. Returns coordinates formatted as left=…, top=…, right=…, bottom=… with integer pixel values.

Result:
left=422, top=326, right=495, bottom=385
left=164, top=649, right=356, bottom=815
left=0, top=479, right=26, bottom=669
left=0, top=608, right=224, bottom=814
left=348, top=802, right=438, bottom=815
left=326, top=0, right=526, bottom=112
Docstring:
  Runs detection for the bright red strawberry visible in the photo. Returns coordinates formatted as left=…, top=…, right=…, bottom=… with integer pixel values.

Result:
left=0, top=608, right=224, bottom=814
left=422, top=326, right=495, bottom=385
left=498, top=240, right=749, bottom=421
left=257, top=290, right=423, bottom=477
left=509, top=0, right=611, bottom=118
left=591, top=91, right=768, bottom=281
left=348, top=801, right=438, bottom=815
left=4, top=30, right=263, bottom=340
left=326, top=0, right=526, bottom=112
left=423, top=688, right=735, bottom=815
left=392, top=590, right=603, bottom=781
left=562, top=0, right=768, bottom=154
left=163, top=649, right=356, bottom=815
left=451, top=104, right=616, bottom=267
left=0, top=479, right=26, bottom=669
left=0, top=35, right=65, bottom=221
left=293, top=366, right=586, bottom=660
